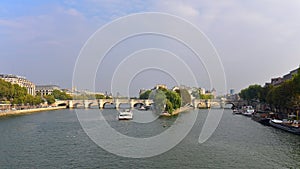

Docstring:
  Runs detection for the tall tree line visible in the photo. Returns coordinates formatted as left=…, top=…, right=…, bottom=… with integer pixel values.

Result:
left=0, top=79, right=43, bottom=106
left=239, top=67, right=300, bottom=113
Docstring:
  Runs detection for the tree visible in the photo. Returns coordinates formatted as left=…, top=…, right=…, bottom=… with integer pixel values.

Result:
left=139, top=90, right=151, bottom=99
left=191, top=89, right=200, bottom=99
left=200, top=94, right=214, bottom=100
left=174, top=88, right=191, bottom=106
left=239, top=84, right=263, bottom=102
left=0, top=79, right=27, bottom=101
left=242, top=67, right=300, bottom=112
left=24, top=95, right=35, bottom=105
left=148, top=88, right=182, bottom=114
left=95, top=94, right=105, bottom=99
left=0, top=79, right=43, bottom=106
left=73, top=94, right=88, bottom=100
left=165, top=90, right=181, bottom=110
left=150, top=90, right=166, bottom=114
left=260, top=85, right=273, bottom=103
left=165, top=99, right=173, bottom=113
left=33, top=96, right=43, bottom=105
left=52, top=89, right=72, bottom=100
left=12, top=96, right=24, bottom=105
left=44, top=95, right=55, bottom=105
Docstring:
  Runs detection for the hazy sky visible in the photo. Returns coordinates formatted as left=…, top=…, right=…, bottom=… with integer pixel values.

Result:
left=1, top=0, right=299, bottom=96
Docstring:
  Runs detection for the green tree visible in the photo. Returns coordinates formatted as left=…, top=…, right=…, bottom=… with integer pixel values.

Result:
left=191, top=89, right=200, bottom=99
left=34, top=96, right=43, bottom=105
left=95, top=94, right=105, bottom=99
left=148, top=88, right=182, bottom=114
left=260, top=85, right=273, bottom=103
left=174, top=89, right=191, bottom=106
left=165, top=99, right=173, bottom=113
left=139, top=90, right=151, bottom=99
left=0, top=79, right=27, bottom=101
left=239, top=84, right=263, bottom=102
left=150, top=90, right=166, bottom=114
left=24, top=95, right=35, bottom=105
left=165, top=90, right=181, bottom=110
left=200, top=94, right=214, bottom=100
left=52, top=89, right=72, bottom=100
left=44, top=95, right=55, bottom=105
left=12, top=96, right=24, bottom=105
left=0, top=79, right=43, bottom=106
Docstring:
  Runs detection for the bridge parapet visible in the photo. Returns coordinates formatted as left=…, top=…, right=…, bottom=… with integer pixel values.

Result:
left=59, top=99, right=153, bottom=109
left=57, top=98, right=236, bottom=109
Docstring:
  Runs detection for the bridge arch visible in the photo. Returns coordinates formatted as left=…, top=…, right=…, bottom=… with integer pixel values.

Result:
left=73, top=102, right=84, bottom=108
left=133, top=102, right=145, bottom=108
left=103, top=102, right=116, bottom=109
left=119, top=103, right=131, bottom=109
left=197, top=102, right=206, bottom=109
left=226, top=102, right=236, bottom=109
left=88, top=102, right=99, bottom=108
left=57, top=103, right=67, bottom=107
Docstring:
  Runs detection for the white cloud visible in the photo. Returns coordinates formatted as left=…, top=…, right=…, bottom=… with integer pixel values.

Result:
left=0, top=5, right=101, bottom=87
left=64, top=8, right=83, bottom=17
left=1, top=0, right=300, bottom=91
left=149, top=0, right=300, bottom=91
left=159, top=1, right=199, bottom=17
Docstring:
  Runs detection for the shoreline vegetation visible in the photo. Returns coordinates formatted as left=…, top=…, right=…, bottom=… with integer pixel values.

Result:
left=239, top=67, right=299, bottom=116
left=160, top=106, right=193, bottom=117
left=172, top=106, right=193, bottom=115
left=0, top=106, right=66, bottom=117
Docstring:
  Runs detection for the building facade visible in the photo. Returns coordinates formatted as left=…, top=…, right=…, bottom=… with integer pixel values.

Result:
left=265, top=67, right=299, bottom=87
left=36, top=85, right=60, bottom=96
left=271, top=77, right=283, bottom=86
left=0, top=74, right=36, bottom=95
left=283, top=68, right=299, bottom=81
left=230, top=89, right=235, bottom=95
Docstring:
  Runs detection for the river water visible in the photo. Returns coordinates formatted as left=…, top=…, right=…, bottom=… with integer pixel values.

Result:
left=0, top=109, right=299, bottom=169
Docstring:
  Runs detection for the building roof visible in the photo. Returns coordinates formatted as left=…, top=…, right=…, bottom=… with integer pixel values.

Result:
left=36, top=85, right=60, bottom=90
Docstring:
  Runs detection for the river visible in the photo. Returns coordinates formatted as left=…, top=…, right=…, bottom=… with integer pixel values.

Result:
left=0, top=109, right=299, bottom=169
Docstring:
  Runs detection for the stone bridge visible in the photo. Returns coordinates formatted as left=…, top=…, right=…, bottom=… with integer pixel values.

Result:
left=55, top=98, right=241, bottom=109
left=55, top=99, right=153, bottom=109
left=192, top=98, right=240, bottom=109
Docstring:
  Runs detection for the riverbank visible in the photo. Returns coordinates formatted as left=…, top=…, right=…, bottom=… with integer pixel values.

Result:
left=172, top=106, right=193, bottom=115
left=0, top=106, right=66, bottom=117
left=160, top=106, right=193, bottom=117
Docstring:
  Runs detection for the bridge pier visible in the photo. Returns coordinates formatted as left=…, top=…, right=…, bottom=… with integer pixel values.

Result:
left=98, top=99, right=103, bottom=109
left=144, top=100, right=151, bottom=106
left=130, top=99, right=135, bottom=108
left=84, top=100, right=89, bottom=109
left=220, top=100, right=225, bottom=109
left=68, top=100, right=74, bottom=108
left=192, top=99, right=198, bottom=108
left=115, top=99, right=119, bottom=108
left=205, top=100, right=211, bottom=109
left=192, top=99, right=211, bottom=109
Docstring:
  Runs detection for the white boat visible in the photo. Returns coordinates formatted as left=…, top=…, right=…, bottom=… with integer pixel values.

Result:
left=269, top=119, right=300, bottom=135
left=242, top=106, right=255, bottom=116
left=118, top=109, right=133, bottom=120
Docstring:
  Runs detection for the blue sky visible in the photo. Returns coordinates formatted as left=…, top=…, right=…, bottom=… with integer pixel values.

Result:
left=1, top=0, right=300, bottom=96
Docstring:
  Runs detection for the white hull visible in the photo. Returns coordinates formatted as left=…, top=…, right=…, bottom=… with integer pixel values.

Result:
left=118, top=110, right=133, bottom=120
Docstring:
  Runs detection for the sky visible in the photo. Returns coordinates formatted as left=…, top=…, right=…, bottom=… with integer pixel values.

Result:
left=0, top=0, right=300, bottom=96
